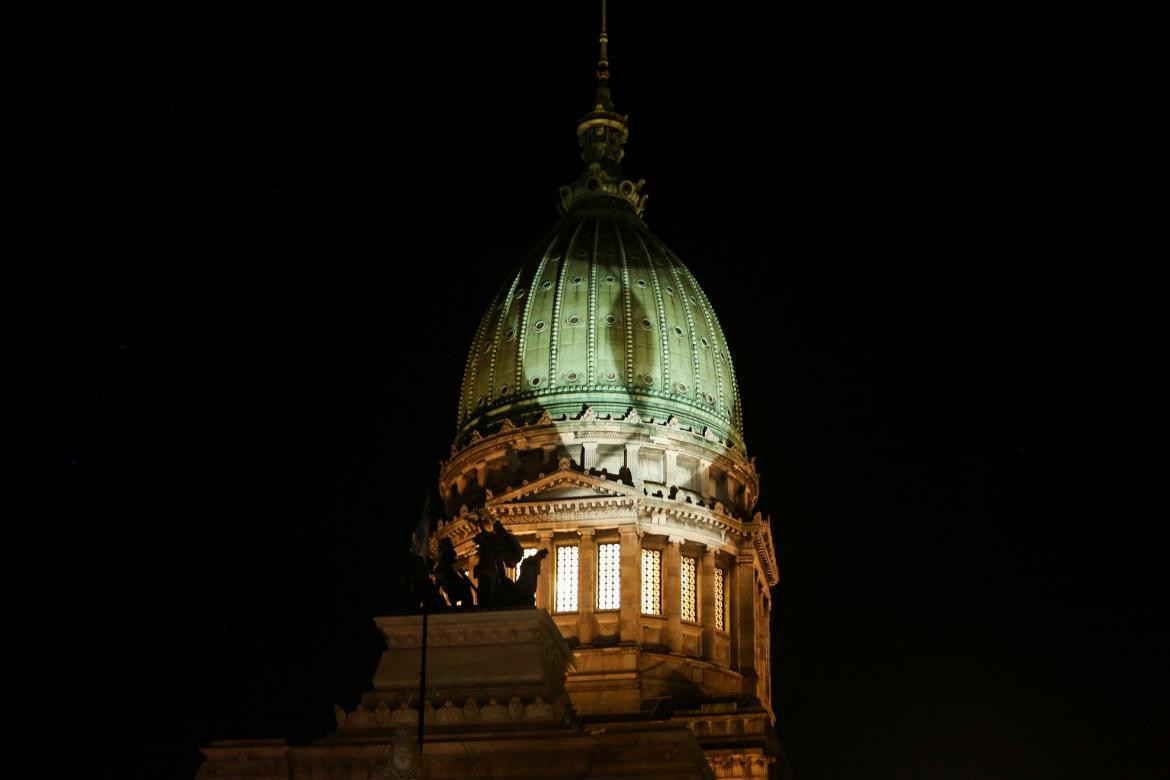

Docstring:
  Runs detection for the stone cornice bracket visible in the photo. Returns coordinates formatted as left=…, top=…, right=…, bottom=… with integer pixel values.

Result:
left=735, top=522, right=779, bottom=587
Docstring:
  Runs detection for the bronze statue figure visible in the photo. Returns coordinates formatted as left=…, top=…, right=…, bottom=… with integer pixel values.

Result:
left=401, top=517, right=543, bottom=610
left=515, top=548, right=548, bottom=604
left=432, top=538, right=475, bottom=608
left=472, top=520, right=525, bottom=608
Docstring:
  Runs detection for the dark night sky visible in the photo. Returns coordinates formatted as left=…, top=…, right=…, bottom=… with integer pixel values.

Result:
left=42, top=4, right=1165, bottom=778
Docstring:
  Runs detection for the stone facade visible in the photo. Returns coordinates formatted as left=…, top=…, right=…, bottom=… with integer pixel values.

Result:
left=198, top=611, right=721, bottom=779
left=430, top=409, right=786, bottom=777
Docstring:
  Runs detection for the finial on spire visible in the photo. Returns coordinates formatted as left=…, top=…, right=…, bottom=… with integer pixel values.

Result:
left=558, top=0, right=648, bottom=218
left=598, top=0, right=610, bottom=81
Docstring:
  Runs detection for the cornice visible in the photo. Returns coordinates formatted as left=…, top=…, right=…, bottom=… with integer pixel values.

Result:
left=441, top=405, right=756, bottom=489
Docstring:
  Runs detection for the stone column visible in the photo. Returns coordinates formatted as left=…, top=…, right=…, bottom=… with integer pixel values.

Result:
left=664, top=451, right=677, bottom=488
left=619, top=525, right=641, bottom=643
left=582, top=443, right=598, bottom=471
left=535, top=531, right=554, bottom=611
left=665, top=536, right=683, bottom=653
left=475, top=461, right=487, bottom=487
left=761, top=590, right=772, bottom=710
left=577, top=528, right=596, bottom=644
left=733, top=552, right=759, bottom=696
left=626, top=443, right=641, bottom=485
left=700, top=546, right=717, bottom=661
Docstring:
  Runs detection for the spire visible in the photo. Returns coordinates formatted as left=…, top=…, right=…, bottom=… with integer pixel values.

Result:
left=558, top=0, right=648, bottom=218
left=597, top=0, right=610, bottom=86
left=589, top=0, right=616, bottom=115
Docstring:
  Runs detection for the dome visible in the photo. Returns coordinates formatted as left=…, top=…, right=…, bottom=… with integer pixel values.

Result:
left=455, top=200, right=745, bottom=452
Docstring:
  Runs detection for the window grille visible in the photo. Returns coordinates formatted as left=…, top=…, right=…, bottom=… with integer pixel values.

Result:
left=714, top=567, right=726, bottom=631
left=555, top=546, right=579, bottom=612
left=597, top=543, right=621, bottom=609
left=641, top=549, right=661, bottom=615
left=681, top=556, right=698, bottom=623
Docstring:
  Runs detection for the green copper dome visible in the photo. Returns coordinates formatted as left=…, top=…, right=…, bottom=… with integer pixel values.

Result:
left=455, top=200, right=744, bottom=452
left=453, top=13, right=745, bottom=453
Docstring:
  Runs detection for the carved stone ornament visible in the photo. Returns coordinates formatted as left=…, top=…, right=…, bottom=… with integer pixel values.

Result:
left=623, top=407, right=642, bottom=423
left=480, top=698, right=509, bottom=722
left=390, top=702, right=416, bottom=725
left=665, top=415, right=683, bottom=431
left=389, top=727, right=422, bottom=777
left=524, top=695, right=555, bottom=720
left=578, top=405, right=598, bottom=422
left=535, top=409, right=554, bottom=426
left=438, top=700, right=465, bottom=725
left=558, top=456, right=573, bottom=471
left=498, top=418, right=517, bottom=433
left=703, top=426, right=720, bottom=442
left=469, top=430, right=484, bottom=444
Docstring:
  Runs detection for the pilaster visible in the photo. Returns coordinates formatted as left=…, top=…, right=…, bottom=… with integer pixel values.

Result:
left=700, top=546, right=717, bottom=661
left=577, top=528, right=597, bottom=644
left=734, top=552, right=759, bottom=697
left=618, top=525, right=641, bottom=643
left=536, top=531, right=554, bottom=611
left=665, top=535, right=683, bottom=653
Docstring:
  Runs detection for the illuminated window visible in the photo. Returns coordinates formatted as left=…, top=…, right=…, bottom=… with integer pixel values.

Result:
left=681, top=556, right=698, bottom=623
left=555, top=545, right=578, bottom=612
left=597, top=543, right=621, bottom=610
left=714, top=567, right=726, bottom=632
left=510, top=548, right=539, bottom=581
left=641, top=549, right=661, bottom=615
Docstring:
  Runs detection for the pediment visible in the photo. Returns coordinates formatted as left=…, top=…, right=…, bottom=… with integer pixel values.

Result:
left=486, top=469, right=638, bottom=506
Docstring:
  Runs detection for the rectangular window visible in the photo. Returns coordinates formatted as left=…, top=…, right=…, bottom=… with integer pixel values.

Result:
left=555, top=545, right=579, bottom=612
left=714, top=567, right=726, bottom=631
left=681, top=556, right=698, bottom=623
left=641, top=549, right=662, bottom=615
left=597, top=543, right=621, bottom=609
left=511, top=547, right=539, bottom=581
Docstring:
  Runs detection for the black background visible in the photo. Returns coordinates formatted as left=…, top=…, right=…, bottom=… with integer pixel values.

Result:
left=44, top=3, right=1165, bottom=778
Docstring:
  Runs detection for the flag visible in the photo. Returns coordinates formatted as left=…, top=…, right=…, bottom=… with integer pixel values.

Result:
left=409, top=492, right=432, bottom=560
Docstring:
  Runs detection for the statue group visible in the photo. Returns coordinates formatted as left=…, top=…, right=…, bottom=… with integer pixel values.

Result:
left=409, top=519, right=547, bottom=610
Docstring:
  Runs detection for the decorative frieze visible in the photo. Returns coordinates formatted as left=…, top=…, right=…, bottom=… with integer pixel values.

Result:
left=333, top=694, right=565, bottom=729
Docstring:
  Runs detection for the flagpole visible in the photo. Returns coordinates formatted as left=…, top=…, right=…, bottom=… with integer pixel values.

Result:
left=417, top=500, right=430, bottom=755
